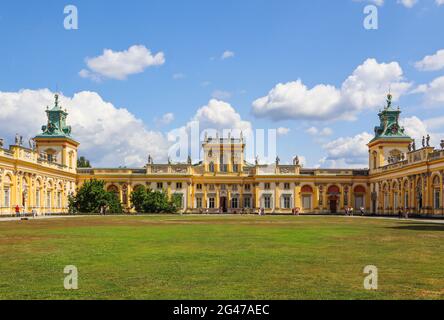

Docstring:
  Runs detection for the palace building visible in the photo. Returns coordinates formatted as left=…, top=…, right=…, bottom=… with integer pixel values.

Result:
left=1, top=93, right=444, bottom=216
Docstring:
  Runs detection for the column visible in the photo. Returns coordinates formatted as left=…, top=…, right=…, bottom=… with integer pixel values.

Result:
left=275, top=182, right=280, bottom=213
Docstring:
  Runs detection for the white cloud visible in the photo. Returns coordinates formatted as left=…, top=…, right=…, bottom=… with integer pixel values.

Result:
left=415, top=49, right=444, bottom=71
left=221, top=50, right=235, bottom=60
left=0, top=89, right=171, bottom=167
left=401, top=116, right=442, bottom=147
left=436, top=0, right=444, bottom=6
left=413, top=76, right=444, bottom=105
left=277, top=127, right=290, bottom=136
left=321, top=132, right=374, bottom=168
left=80, top=45, right=165, bottom=80
left=253, top=58, right=411, bottom=122
left=156, top=113, right=175, bottom=126
left=212, top=90, right=232, bottom=100
left=306, top=127, right=333, bottom=137
left=168, top=99, right=252, bottom=144
left=397, top=0, right=418, bottom=8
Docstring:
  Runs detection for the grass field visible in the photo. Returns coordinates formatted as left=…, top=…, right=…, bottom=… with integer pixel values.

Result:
left=0, top=215, right=443, bottom=300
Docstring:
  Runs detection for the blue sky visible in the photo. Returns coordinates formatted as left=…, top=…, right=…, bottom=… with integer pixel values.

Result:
left=0, top=0, right=444, bottom=168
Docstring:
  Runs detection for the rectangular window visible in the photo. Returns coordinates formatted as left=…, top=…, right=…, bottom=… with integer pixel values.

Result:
left=232, top=184, right=238, bottom=191
left=302, top=195, right=312, bottom=210
left=157, top=182, right=163, bottom=190
left=196, top=184, right=202, bottom=190
left=434, top=189, right=440, bottom=209
left=233, top=164, right=239, bottom=172
left=244, top=184, right=251, bottom=191
left=46, top=191, right=51, bottom=208
left=283, top=196, right=291, bottom=209
left=244, top=197, right=251, bottom=208
left=175, top=194, right=184, bottom=208
left=176, top=182, right=183, bottom=189
left=231, top=197, right=238, bottom=209
left=354, top=196, right=364, bottom=209
left=220, top=184, right=226, bottom=191
left=36, top=189, right=40, bottom=207
left=264, top=183, right=271, bottom=190
left=264, top=195, right=271, bottom=209
left=4, top=187, right=10, bottom=208
left=209, top=184, right=215, bottom=191
left=196, top=197, right=202, bottom=209
left=404, top=193, right=409, bottom=209
left=57, top=192, right=62, bottom=208
left=209, top=198, right=215, bottom=209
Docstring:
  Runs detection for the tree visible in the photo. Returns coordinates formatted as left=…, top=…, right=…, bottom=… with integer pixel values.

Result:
left=130, top=187, right=181, bottom=214
left=69, top=179, right=123, bottom=214
left=77, top=156, right=91, bottom=168
left=130, top=186, right=147, bottom=213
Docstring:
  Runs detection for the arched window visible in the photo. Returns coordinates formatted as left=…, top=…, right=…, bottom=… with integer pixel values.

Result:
left=107, top=185, right=119, bottom=200
left=209, top=162, right=215, bottom=173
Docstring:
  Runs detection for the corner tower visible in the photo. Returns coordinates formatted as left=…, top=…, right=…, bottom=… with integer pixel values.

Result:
left=34, top=94, right=79, bottom=172
left=368, top=93, right=412, bottom=172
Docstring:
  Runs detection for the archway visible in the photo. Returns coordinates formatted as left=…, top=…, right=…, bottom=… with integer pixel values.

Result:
left=353, top=185, right=366, bottom=210
left=327, top=185, right=340, bottom=214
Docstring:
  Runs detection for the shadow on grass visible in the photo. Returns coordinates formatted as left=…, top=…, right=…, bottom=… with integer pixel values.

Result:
left=388, top=223, right=444, bottom=232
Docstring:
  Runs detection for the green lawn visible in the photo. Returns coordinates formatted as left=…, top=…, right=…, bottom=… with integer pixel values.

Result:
left=0, top=215, right=443, bottom=300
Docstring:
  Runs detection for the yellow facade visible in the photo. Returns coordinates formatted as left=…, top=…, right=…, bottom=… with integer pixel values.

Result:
left=1, top=94, right=444, bottom=216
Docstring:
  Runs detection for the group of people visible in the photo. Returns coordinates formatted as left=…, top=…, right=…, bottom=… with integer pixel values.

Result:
left=344, top=207, right=366, bottom=216
left=398, top=208, right=409, bottom=219
left=14, top=205, right=38, bottom=218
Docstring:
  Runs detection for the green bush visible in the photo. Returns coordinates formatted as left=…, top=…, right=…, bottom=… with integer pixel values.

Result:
left=130, top=187, right=181, bottom=214
left=69, top=179, right=123, bottom=214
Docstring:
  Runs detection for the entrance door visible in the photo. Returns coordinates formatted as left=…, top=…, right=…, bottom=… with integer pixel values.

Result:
left=329, top=196, right=338, bottom=213
left=220, top=197, right=228, bottom=213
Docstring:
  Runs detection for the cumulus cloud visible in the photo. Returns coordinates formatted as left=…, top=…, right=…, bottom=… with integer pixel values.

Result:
left=167, top=99, right=253, bottom=161
left=413, top=76, right=444, bottom=105
left=221, top=50, right=235, bottom=60
left=0, top=89, right=171, bottom=167
left=252, top=58, right=411, bottom=122
left=321, top=132, right=374, bottom=168
left=156, top=113, right=175, bottom=126
left=400, top=116, right=443, bottom=147
left=415, top=49, right=444, bottom=71
left=79, top=45, right=165, bottom=81
left=277, top=127, right=291, bottom=136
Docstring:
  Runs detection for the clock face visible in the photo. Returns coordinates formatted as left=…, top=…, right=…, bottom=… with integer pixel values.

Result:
left=391, top=124, right=398, bottom=134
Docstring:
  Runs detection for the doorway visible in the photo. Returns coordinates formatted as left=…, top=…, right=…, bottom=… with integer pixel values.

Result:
left=329, top=196, right=338, bottom=214
left=220, top=197, right=228, bottom=213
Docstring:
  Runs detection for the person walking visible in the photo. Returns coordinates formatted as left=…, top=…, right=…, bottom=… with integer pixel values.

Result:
left=15, top=205, right=20, bottom=218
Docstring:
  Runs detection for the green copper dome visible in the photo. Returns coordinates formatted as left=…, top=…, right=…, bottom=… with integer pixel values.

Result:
left=35, top=94, right=74, bottom=139
left=370, top=93, right=411, bottom=142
